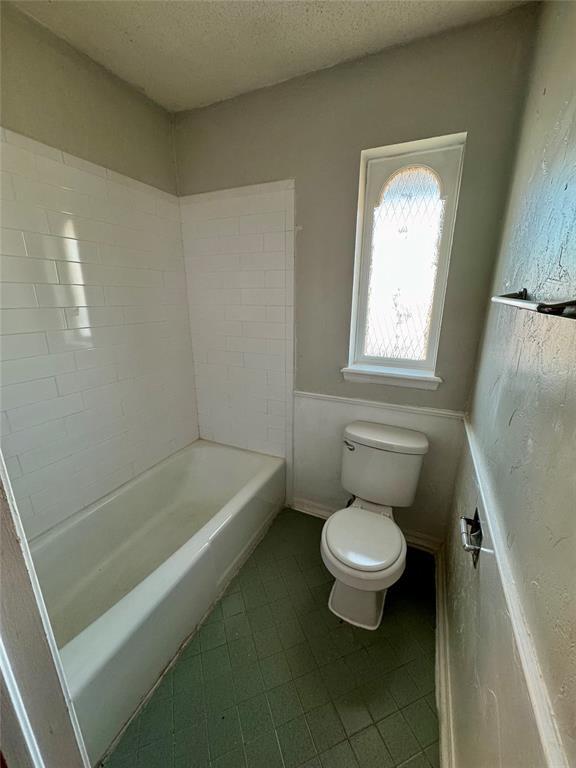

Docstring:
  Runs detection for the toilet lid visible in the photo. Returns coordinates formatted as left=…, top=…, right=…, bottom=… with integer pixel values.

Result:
left=325, top=508, right=404, bottom=572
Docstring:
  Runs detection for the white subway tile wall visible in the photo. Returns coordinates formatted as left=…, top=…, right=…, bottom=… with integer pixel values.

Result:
left=0, top=129, right=199, bottom=540
left=180, top=181, right=294, bottom=461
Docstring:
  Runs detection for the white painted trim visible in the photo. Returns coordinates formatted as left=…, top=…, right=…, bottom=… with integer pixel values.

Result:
left=0, top=638, right=45, bottom=768
left=294, top=390, right=465, bottom=421
left=434, top=547, right=455, bottom=768
left=342, top=365, right=442, bottom=390
left=292, top=497, right=442, bottom=552
left=291, top=497, right=333, bottom=519
left=0, top=456, right=90, bottom=767
left=464, top=421, right=568, bottom=768
left=347, top=133, right=466, bottom=381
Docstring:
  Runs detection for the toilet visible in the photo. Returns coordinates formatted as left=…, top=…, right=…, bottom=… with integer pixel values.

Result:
left=320, top=421, right=429, bottom=630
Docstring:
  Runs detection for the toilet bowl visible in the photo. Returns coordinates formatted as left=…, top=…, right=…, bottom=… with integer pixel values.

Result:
left=320, top=421, right=428, bottom=630
left=321, top=500, right=407, bottom=630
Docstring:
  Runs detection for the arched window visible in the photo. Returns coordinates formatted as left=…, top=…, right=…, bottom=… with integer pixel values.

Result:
left=344, top=134, right=465, bottom=389
left=364, top=166, right=445, bottom=361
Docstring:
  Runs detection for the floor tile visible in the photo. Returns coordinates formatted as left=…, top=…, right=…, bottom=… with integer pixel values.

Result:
left=202, top=645, right=232, bottom=681
left=225, top=613, right=252, bottom=642
left=406, top=657, right=436, bottom=697
left=152, top=669, right=173, bottom=701
left=204, top=603, right=223, bottom=624
left=259, top=650, right=292, bottom=689
left=319, top=740, right=360, bottom=768
left=397, top=753, right=430, bottom=768
left=244, top=730, right=283, bottom=768
left=264, top=577, right=289, bottom=602
left=207, top=707, right=243, bottom=759
left=103, top=753, right=135, bottom=768
left=221, top=592, right=246, bottom=619
left=112, top=718, right=139, bottom=757
left=402, top=699, right=439, bottom=748
left=253, top=625, right=283, bottom=659
left=174, top=655, right=203, bottom=695
left=333, top=689, right=373, bottom=736
left=174, top=718, right=209, bottom=766
left=359, top=680, right=397, bottom=722
left=294, top=670, right=331, bottom=712
left=319, top=659, right=356, bottom=698
left=277, top=619, right=306, bottom=649
left=174, top=689, right=206, bottom=730
left=228, top=636, right=258, bottom=669
left=238, top=693, right=274, bottom=744
left=242, top=581, right=269, bottom=610
left=103, top=513, right=437, bottom=768
left=204, top=672, right=236, bottom=713
left=137, top=738, right=174, bottom=767
left=211, top=747, right=246, bottom=767
left=285, top=641, right=317, bottom=677
left=269, top=597, right=298, bottom=626
left=199, top=621, right=227, bottom=651
left=247, top=605, right=276, bottom=633
left=233, top=662, right=265, bottom=703
left=377, top=711, right=421, bottom=765
left=383, top=666, right=422, bottom=708
left=306, top=703, right=346, bottom=753
left=138, top=696, right=173, bottom=746
left=277, top=714, right=317, bottom=768
left=349, top=725, right=393, bottom=768
left=267, top=681, right=304, bottom=726
left=425, top=741, right=440, bottom=768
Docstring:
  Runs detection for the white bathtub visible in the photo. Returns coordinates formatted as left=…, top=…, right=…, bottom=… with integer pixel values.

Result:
left=30, top=440, right=285, bottom=764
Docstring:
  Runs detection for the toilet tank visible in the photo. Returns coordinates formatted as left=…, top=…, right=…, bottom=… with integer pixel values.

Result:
left=341, top=422, right=429, bottom=507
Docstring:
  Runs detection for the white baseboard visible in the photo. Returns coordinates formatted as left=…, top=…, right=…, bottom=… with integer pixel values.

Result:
left=435, top=547, right=455, bottom=768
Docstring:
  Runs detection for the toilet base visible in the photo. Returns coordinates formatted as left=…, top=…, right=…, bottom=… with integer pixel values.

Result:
left=328, top=579, right=387, bottom=631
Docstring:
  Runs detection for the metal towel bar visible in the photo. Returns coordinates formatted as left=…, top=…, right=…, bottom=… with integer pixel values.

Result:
left=491, top=289, right=576, bottom=319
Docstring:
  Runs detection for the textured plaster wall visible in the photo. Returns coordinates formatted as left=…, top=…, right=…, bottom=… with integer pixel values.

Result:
left=174, top=6, right=538, bottom=410
left=448, top=2, right=576, bottom=763
left=0, top=4, right=176, bottom=193
left=445, top=447, right=547, bottom=767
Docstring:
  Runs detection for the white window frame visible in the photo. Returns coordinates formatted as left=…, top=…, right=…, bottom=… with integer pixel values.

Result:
left=343, top=132, right=466, bottom=390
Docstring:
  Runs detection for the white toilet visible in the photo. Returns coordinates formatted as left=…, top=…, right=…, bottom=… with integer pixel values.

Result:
left=320, top=421, right=429, bottom=630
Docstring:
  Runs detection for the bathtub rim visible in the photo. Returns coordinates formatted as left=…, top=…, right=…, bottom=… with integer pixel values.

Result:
left=29, top=437, right=283, bottom=553
left=58, top=444, right=284, bottom=698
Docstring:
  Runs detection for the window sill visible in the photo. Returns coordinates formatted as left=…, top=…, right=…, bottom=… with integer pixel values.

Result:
left=341, top=365, right=443, bottom=390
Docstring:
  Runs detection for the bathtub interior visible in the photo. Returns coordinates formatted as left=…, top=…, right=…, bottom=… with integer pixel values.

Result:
left=31, top=440, right=284, bottom=648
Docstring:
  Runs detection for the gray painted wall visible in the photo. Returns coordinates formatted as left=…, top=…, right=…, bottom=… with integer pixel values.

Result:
left=448, top=2, right=576, bottom=762
left=174, top=6, right=538, bottom=410
left=1, top=3, right=176, bottom=193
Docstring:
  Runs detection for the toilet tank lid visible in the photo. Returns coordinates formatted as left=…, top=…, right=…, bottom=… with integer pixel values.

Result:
left=344, top=422, right=429, bottom=455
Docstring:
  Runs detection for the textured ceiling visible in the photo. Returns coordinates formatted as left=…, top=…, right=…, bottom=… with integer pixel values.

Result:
left=14, top=0, right=527, bottom=112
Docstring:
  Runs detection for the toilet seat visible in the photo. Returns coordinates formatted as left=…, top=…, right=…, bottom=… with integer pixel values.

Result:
left=320, top=510, right=407, bottom=594
left=325, top=508, right=403, bottom=572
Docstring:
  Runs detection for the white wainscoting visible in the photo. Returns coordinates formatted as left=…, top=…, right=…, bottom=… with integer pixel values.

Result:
left=180, top=181, right=294, bottom=465
left=292, top=391, right=464, bottom=547
left=0, top=129, right=199, bottom=541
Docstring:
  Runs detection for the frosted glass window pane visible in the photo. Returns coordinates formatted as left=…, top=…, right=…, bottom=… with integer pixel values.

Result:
left=363, top=166, right=445, bottom=361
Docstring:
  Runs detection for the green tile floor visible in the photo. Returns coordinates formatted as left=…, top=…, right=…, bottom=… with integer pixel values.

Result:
left=102, top=510, right=438, bottom=768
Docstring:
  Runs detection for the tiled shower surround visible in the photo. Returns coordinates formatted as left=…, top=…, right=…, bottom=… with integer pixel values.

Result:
left=104, top=511, right=439, bottom=768
left=0, top=129, right=199, bottom=540
left=0, top=131, right=295, bottom=541
left=180, top=182, right=294, bottom=460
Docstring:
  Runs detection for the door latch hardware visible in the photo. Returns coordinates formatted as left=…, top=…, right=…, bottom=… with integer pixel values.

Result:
left=460, top=509, right=483, bottom=567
